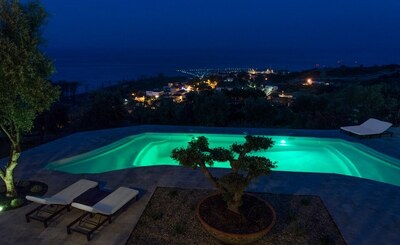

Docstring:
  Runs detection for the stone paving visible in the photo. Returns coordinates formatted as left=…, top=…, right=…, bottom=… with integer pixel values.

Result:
left=0, top=125, right=399, bottom=245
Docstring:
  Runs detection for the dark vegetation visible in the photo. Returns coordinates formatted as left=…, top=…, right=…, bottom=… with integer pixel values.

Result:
left=73, top=65, right=400, bottom=130
left=0, top=180, right=47, bottom=211
left=1, top=65, right=399, bottom=158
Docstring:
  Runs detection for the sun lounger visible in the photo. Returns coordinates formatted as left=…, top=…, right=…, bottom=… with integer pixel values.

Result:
left=67, top=186, right=139, bottom=241
left=340, top=118, right=393, bottom=138
left=25, top=179, right=98, bottom=227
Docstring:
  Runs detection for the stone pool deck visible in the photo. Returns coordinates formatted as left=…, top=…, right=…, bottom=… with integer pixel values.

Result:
left=1, top=125, right=400, bottom=244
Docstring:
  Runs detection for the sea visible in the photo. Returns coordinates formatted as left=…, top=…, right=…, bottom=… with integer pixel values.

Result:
left=47, top=48, right=400, bottom=92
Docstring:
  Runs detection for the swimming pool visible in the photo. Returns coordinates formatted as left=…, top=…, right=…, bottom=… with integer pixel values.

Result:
left=46, top=133, right=400, bottom=186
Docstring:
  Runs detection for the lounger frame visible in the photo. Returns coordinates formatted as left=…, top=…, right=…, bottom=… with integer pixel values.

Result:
left=25, top=204, right=71, bottom=228
left=66, top=195, right=138, bottom=241
left=25, top=179, right=99, bottom=227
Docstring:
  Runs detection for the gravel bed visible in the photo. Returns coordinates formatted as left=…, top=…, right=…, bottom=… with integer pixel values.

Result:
left=127, top=187, right=346, bottom=245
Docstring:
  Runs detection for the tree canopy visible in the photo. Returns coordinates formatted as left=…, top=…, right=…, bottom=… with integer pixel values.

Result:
left=0, top=0, right=58, bottom=141
left=0, top=0, right=59, bottom=197
left=171, top=135, right=276, bottom=213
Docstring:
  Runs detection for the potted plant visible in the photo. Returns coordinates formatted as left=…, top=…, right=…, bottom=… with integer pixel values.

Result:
left=171, top=135, right=277, bottom=244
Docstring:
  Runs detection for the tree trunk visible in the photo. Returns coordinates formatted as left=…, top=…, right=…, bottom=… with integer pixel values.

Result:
left=4, top=169, right=17, bottom=197
left=227, top=188, right=244, bottom=214
left=199, top=164, right=220, bottom=190
left=2, top=145, right=20, bottom=197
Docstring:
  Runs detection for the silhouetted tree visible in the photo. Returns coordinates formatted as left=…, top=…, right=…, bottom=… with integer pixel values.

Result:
left=242, top=97, right=275, bottom=126
left=35, top=102, right=69, bottom=137
left=80, top=90, right=127, bottom=129
left=192, top=93, right=230, bottom=126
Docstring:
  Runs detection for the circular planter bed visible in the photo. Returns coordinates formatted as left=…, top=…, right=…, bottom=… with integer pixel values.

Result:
left=197, top=193, right=276, bottom=244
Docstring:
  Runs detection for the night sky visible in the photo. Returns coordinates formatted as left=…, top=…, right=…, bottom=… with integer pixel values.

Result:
left=37, top=0, right=400, bottom=82
left=42, top=0, right=400, bottom=53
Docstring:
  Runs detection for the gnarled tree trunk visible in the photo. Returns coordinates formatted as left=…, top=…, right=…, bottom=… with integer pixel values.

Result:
left=226, top=186, right=245, bottom=214
left=1, top=144, right=20, bottom=197
left=199, top=163, right=221, bottom=190
left=0, top=124, right=20, bottom=198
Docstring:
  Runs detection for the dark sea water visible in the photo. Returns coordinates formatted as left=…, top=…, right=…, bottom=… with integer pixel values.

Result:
left=47, top=48, right=400, bottom=91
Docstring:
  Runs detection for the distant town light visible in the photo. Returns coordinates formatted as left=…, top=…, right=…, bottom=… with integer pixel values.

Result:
left=0, top=206, right=4, bottom=212
left=278, top=91, right=293, bottom=98
left=134, top=96, right=145, bottom=103
left=280, top=140, right=286, bottom=145
left=307, top=78, right=313, bottom=85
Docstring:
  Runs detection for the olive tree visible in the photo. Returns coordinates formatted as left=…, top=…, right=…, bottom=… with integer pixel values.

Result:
left=0, top=0, right=59, bottom=197
left=171, top=135, right=276, bottom=214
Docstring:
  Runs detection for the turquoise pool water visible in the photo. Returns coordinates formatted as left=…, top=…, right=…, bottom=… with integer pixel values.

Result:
left=46, top=133, right=400, bottom=186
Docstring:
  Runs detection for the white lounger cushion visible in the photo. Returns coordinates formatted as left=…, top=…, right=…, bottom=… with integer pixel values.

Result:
left=71, top=187, right=139, bottom=215
left=26, top=195, right=73, bottom=205
left=340, top=118, right=392, bottom=136
left=26, top=179, right=98, bottom=205
left=71, top=202, right=96, bottom=213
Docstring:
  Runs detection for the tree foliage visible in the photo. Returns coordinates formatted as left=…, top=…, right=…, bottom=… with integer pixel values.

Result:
left=171, top=135, right=276, bottom=214
left=0, top=0, right=59, bottom=197
left=80, top=89, right=128, bottom=129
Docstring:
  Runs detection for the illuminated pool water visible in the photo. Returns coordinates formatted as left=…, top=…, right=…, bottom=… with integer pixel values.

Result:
left=46, top=133, right=400, bottom=186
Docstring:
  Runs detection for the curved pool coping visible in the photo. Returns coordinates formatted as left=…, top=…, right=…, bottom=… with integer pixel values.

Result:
left=45, top=131, right=400, bottom=181
left=3, top=125, right=399, bottom=176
